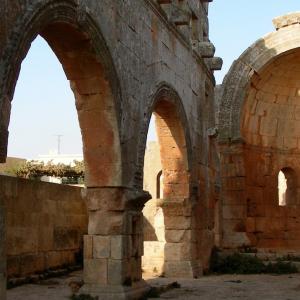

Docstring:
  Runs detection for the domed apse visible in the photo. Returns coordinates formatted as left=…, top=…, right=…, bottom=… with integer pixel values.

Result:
left=240, top=48, right=300, bottom=252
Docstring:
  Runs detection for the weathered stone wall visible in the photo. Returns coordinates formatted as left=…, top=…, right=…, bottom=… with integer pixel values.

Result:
left=220, top=144, right=300, bottom=251
left=0, top=1, right=219, bottom=298
left=219, top=13, right=300, bottom=254
left=1, top=175, right=87, bottom=278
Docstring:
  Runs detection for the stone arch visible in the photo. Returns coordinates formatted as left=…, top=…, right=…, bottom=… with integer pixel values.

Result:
left=219, top=13, right=300, bottom=253
left=0, top=2, right=132, bottom=299
left=0, top=0, right=123, bottom=187
left=150, top=84, right=192, bottom=201
left=219, top=13, right=300, bottom=143
left=141, top=84, right=199, bottom=278
left=138, top=84, right=193, bottom=191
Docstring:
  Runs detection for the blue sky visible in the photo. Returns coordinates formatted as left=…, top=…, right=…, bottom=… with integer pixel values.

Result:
left=8, top=2, right=300, bottom=159
left=209, top=1, right=300, bottom=84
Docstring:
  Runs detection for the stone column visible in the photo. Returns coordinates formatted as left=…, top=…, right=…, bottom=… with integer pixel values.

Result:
left=160, top=198, right=201, bottom=278
left=80, top=187, right=151, bottom=300
left=0, top=203, right=6, bottom=300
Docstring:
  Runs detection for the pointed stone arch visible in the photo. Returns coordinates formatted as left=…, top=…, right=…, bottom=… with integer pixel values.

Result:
left=141, top=84, right=200, bottom=278
left=0, top=0, right=123, bottom=187
left=0, top=2, right=137, bottom=299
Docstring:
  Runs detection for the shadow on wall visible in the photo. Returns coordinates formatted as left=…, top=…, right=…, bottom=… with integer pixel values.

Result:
left=218, top=14, right=300, bottom=252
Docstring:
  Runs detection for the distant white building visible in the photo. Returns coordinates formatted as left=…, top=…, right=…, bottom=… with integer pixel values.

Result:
left=37, top=150, right=83, bottom=166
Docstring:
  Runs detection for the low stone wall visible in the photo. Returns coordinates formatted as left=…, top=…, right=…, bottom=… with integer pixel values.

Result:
left=0, top=175, right=88, bottom=278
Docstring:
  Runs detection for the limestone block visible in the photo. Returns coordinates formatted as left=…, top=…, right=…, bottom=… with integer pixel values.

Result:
left=273, top=12, right=300, bottom=30
left=205, top=57, right=223, bottom=71
left=88, top=210, right=126, bottom=235
left=7, top=256, right=20, bottom=277
left=111, top=235, right=130, bottom=259
left=223, top=219, right=246, bottom=233
left=54, top=227, right=79, bottom=250
left=223, top=205, right=246, bottom=220
left=142, top=256, right=164, bottom=275
left=255, top=217, right=268, bottom=232
left=222, top=177, right=245, bottom=191
left=107, top=259, right=128, bottom=285
left=130, top=257, right=142, bottom=282
left=246, top=217, right=255, bottom=232
left=46, top=251, right=63, bottom=269
left=84, top=258, right=108, bottom=285
left=259, top=117, right=278, bottom=137
left=165, top=229, right=191, bottom=243
left=164, top=242, right=195, bottom=261
left=164, top=260, right=198, bottom=278
left=198, top=42, right=215, bottom=58
left=170, top=4, right=191, bottom=26
left=164, top=216, right=191, bottom=230
left=283, top=137, right=297, bottom=150
left=222, top=232, right=251, bottom=248
left=155, top=227, right=165, bottom=243
left=19, top=253, right=45, bottom=275
left=222, top=191, right=246, bottom=205
left=83, top=188, right=126, bottom=212
left=93, top=236, right=111, bottom=259
left=143, top=241, right=165, bottom=258
left=84, top=235, right=93, bottom=259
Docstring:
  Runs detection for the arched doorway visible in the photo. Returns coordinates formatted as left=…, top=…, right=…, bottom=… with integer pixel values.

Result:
left=0, top=3, right=130, bottom=299
left=142, top=86, right=200, bottom=278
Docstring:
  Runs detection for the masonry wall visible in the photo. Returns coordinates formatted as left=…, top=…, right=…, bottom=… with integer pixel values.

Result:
left=0, top=1, right=220, bottom=293
left=1, top=175, right=88, bottom=278
left=220, top=144, right=300, bottom=252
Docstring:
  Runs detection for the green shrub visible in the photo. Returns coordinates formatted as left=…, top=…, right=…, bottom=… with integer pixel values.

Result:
left=264, top=261, right=298, bottom=274
left=210, top=250, right=298, bottom=275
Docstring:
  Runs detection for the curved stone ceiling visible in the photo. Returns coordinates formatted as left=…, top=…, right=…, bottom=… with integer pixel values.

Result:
left=242, top=48, right=300, bottom=151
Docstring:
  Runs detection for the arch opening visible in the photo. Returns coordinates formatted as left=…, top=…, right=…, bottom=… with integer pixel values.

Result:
left=3, top=33, right=89, bottom=292
left=142, top=90, right=194, bottom=278
left=278, top=168, right=297, bottom=207
left=1, top=11, right=122, bottom=298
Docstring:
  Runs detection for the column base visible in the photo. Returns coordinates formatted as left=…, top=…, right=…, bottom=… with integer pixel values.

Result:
left=79, top=280, right=150, bottom=300
left=164, top=260, right=202, bottom=278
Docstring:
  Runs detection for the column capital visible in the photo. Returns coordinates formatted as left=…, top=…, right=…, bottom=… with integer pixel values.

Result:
left=82, top=187, right=151, bottom=212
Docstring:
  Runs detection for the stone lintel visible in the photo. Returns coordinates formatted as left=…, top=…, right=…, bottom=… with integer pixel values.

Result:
left=273, top=12, right=300, bottom=30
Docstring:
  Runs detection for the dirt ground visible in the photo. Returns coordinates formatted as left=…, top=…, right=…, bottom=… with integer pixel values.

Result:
left=7, top=272, right=300, bottom=300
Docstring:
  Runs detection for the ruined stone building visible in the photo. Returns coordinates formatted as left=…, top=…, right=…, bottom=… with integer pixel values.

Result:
left=0, top=1, right=300, bottom=299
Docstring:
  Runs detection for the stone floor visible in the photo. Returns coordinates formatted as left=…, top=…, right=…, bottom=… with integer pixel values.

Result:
left=6, top=272, right=300, bottom=300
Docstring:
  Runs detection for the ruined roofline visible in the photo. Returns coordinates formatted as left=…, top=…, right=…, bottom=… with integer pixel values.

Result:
left=273, top=11, right=300, bottom=30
